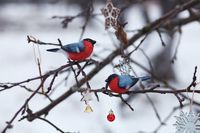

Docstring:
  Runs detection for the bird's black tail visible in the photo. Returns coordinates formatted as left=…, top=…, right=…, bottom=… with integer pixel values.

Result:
left=46, top=48, right=60, bottom=52
left=139, top=76, right=151, bottom=81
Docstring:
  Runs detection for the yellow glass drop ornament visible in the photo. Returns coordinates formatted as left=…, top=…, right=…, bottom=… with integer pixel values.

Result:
left=84, top=104, right=93, bottom=113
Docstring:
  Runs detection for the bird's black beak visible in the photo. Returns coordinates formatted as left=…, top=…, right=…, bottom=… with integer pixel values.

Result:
left=84, top=38, right=96, bottom=46
left=91, top=39, right=96, bottom=45
left=105, top=74, right=117, bottom=83
left=105, top=78, right=109, bottom=83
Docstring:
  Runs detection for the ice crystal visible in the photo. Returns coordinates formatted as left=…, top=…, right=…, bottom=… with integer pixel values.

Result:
left=115, top=59, right=132, bottom=75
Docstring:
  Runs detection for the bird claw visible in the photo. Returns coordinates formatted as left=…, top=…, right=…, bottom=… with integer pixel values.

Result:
left=107, top=91, right=113, bottom=97
left=87, top=58, right=99, bottom=66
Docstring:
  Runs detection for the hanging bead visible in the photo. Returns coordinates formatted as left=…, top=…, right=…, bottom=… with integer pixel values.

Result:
left=107, top=109, right=115, bottom=122
left=84, top=104, right=93, bottom=113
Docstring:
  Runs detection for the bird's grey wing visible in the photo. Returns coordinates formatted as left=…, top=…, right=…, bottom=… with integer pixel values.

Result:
left=119, top=75, right=138, bottom=89
left=63, top=41, right=84, bottom=53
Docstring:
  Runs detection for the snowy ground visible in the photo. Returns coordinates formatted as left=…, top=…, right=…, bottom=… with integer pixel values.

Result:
left=0, top=3, right=200, bottom=133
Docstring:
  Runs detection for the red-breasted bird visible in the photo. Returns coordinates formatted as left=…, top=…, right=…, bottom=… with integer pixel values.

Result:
left=105, top=74, right=150, bottom=94
left=46, top=38, right=96, bottom=61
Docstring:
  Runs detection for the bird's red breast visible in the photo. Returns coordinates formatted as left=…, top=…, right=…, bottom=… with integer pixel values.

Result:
left=67, top=40, right=94, bottom=61
left=108, top=77, right=128, bottom=94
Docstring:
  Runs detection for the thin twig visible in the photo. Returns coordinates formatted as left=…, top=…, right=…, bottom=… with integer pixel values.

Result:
left=119, top=95, right=134, bottom=111
left=156, top=29, right=166, bottom=47
left=127, top=34, right=148, bottom=57
left=2, top=77, right=48, bottom=133
left=37, top=58, right=44, bottom=94
left=46, top=72, right=58, bottom=94
left=37, top=117, right=67, bottom=133
left=27, top=35, right=60, bottom=46
left=171, top=30, right=182, bottom=63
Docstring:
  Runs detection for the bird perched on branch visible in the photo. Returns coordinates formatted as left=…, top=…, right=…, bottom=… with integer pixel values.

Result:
left=46, top=38, right=96, bottom=61
left=105, top=74, right=150, bottom=94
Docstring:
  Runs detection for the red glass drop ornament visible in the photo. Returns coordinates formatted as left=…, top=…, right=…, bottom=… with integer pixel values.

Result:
left=107, top=110, right=115, bottom=122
